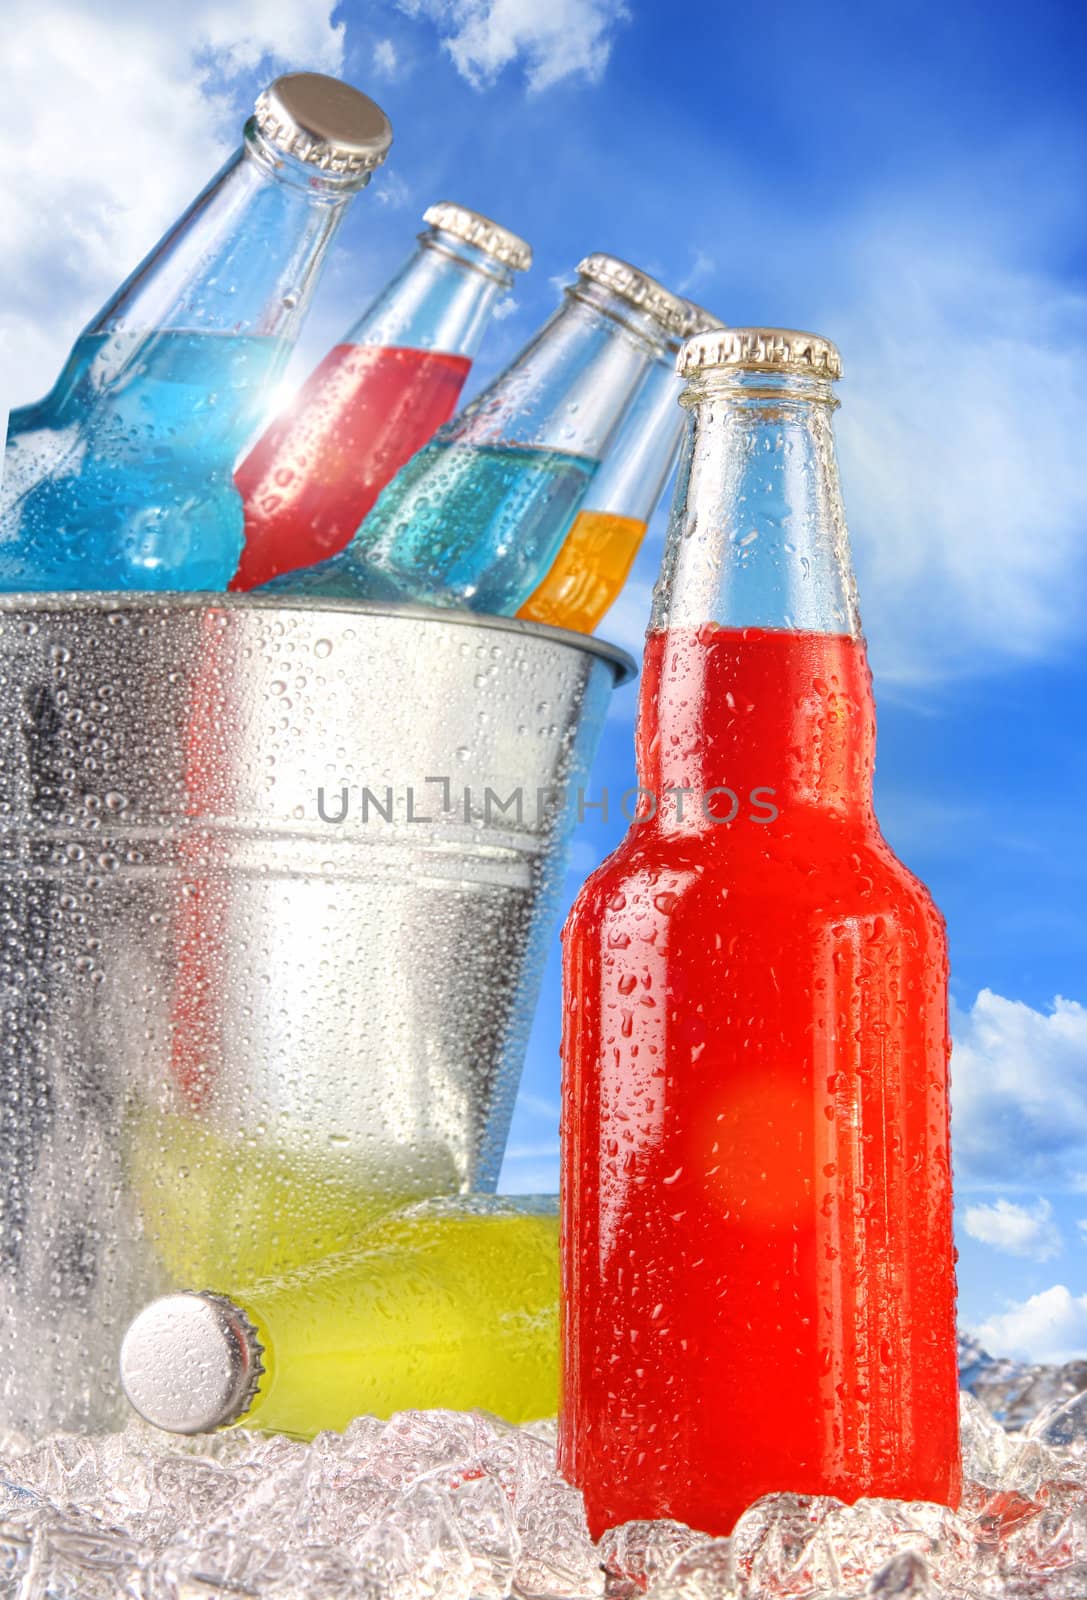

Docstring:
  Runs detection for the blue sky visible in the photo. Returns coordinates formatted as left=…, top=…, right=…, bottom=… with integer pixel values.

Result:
left=3, top=0, right=1086, bottom=1362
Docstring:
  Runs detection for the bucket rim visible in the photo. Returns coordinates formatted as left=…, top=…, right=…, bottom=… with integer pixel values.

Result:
left=0, top=592, right=639, bottom=686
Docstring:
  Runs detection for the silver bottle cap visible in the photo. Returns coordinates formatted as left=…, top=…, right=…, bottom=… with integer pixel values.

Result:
left=423, top=203, right=532, bottom=271
left=678, top=326, right=842, bottom=380
left=254, top=73, right=393, bottom=177
left=575, top=255, right=694, bottom=339
left=120, top=1292, right=264, bottom=1435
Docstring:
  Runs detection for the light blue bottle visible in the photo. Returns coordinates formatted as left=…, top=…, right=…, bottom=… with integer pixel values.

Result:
left=265, top=255, right=696, bottom=614
left=0, top=73, right=392, bottom=593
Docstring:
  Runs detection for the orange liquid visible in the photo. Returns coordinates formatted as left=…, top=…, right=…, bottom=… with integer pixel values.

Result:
left=559, top=624, right=960, bottom=1538
left=517, top=508, right=648, bottom=633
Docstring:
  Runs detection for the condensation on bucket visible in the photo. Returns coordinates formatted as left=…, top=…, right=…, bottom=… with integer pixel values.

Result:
left=0, top=596, right=633, bottom=1433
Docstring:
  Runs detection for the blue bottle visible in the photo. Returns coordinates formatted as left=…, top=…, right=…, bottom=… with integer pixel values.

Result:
left=0, top=73, right=392, bottom=593
left=265, top=255, right=697, bottom=615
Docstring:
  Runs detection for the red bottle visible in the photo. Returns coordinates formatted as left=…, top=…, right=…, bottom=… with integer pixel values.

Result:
left=559, top=328, right=960, bottom=1538
left=231, top=203, right=531, bottom=589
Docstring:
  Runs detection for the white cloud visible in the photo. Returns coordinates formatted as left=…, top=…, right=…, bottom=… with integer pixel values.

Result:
left=372, top=170, right=414, bottom=210
left=601, top=215, right=1087, bottom=687
left=503, top=1140, right=560, bottom=1159
left=492, top=296, right=520, bottom=322
left=677, top=248, right=716, bottom=296
left=499, top=1090, right=561, bottom=1192
left=500, top=1160, right=561, bottom=1193
left=951, top=990, right=1087, bottom=1189
left=373, top=38, right=401, bottom=78
left=824, top=217, right=1087, bottom=686
left=975, top=1285, right=1087, bottom=1366
left=512, top=1090, right=560, bottom=1121
left=397, top=0, right=629, bottom=92
left=962, top=1197, right=1062, bottom=1261
left=191, top=0, right=344, bottom=72
left=644, top=156, right=1087, bottom=685
left=0, top=0, right=344, bottom=413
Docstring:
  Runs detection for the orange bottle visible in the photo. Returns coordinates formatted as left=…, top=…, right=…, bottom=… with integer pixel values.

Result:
left=559, top=328, right=961, bottom=1538
left=517, top=300, right=721, bottom=634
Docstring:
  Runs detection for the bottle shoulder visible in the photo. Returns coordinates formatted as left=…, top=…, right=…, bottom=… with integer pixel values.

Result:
left=564, top=821, right=945, bottom=945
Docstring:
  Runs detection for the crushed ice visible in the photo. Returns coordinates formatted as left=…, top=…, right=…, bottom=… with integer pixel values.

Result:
left=0, top=1338, right=1084, bottom=1597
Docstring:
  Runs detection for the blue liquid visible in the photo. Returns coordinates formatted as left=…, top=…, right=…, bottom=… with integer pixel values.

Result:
left=1, top=330, right=288, bottom=592
left=267, top=440, right=598, bottom=614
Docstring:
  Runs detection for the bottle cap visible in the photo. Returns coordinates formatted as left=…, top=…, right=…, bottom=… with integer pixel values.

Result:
left=119, top=1292, right=264, bottom=1435
left=676, top=298, right=726, bottom=344
left=423, top=203, right=532, bottom=271
left=575, top=256, right=694, bottom=339
left=677, top=327, right=842, bottom=380
left=254, top=73, right=393, bottom=177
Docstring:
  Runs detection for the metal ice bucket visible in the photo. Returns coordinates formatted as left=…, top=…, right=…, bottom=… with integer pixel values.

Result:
left=0, top=595, right=633, bottom=1432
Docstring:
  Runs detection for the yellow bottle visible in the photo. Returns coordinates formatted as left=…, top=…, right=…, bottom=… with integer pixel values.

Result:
left=518, top=298, right=722, bottom=635
left=120, top=1195, right=558, bottom=1437
left=128, top=1109, right=461, bottom=1284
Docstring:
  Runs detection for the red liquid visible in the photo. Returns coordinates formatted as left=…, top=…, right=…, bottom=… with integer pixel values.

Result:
left=560, top=625, right=960, bottom=1539
left=231, top=344, right=471, bottom=590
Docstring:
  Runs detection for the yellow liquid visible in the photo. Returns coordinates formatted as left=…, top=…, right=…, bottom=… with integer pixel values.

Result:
left=234, top=1198, right=559, bottom=1436
left=129, top=1111, right=460, bottom=1284
left=517, top=509, right=648, bottom=634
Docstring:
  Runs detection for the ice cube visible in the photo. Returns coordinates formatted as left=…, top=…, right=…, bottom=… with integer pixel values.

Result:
left=514, top=1475, right=604, bottom=1598
left=998, top=1491, right=1087, bottom=1583
left=0, top=1377, right=1084, bottom=1599
left=30, top=1517, right=149, bottom=1599
left=447, top=1472, right=520, bottom=1598
left=960, top=1389, right=1015, bottom=1488
left=959, top=1333, right=1087, bottom=1431
left=599, top=1518, right=703, bottom=1596
left=819, top=1500, right=927, bottom=1594
left=865, top=1549, right=932, bottom=1597
left=640, top=1539, right=738, bottom=1600
left=152, top=1527, right=276, bottom=1598
left=355, top=1482, right=477, bottom=1599
left=1027, top=1389, right=1087, bottom=1460
left=729, top=1492, right=844, bottom=1596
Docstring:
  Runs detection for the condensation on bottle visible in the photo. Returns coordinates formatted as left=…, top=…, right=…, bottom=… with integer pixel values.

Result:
left=120, top=1195, right=559, bottom=1437
left=264, top=255, right=696, bottom=615
left=232, top=202, right=532, bottom=590
left=517, top=296, right=723, bottom=635
left=0, top=72, right=392, bottom=594
left=559, top=326, right=961, bottom=1539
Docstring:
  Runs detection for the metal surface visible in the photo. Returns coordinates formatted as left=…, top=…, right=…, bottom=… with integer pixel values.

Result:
left=422, top=203, right=532, bottom=272
left=677, top=326, right=843, bottom=380
left=679, top=299, right=726, bottom=340
left=574, top=255, right=694, bottom=339
left=120, top=1292, right=263, bottom=1434
left=0, top=595, right=632, bottom=1432
left=253, top=73, right=393, bottom=175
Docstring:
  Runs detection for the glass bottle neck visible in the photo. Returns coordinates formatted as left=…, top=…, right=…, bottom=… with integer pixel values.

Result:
left=450, top=280, right=673, bottom=461
left=634, top=623, right=876, bottom=829
left=639, top=370, right=873, bottom=829
left=583, top=353, right=685, bottom=524
left=345, top=228, right=514, bottom=359
left=87, top=121, right=364, bottom=346
left=650, top=368, right=860, bottom=637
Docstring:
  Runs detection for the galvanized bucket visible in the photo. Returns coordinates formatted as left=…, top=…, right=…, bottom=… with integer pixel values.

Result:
left=0, top=595, right=633, bottom=1433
